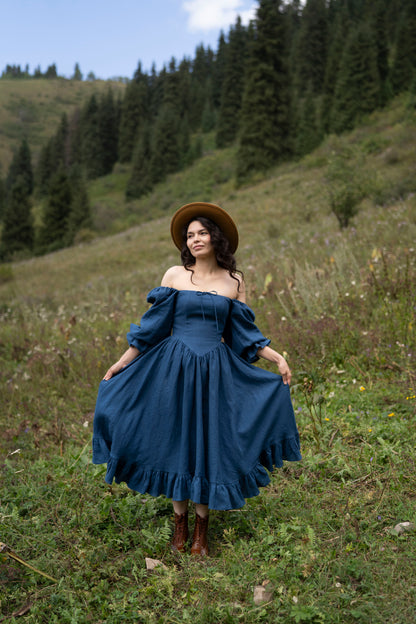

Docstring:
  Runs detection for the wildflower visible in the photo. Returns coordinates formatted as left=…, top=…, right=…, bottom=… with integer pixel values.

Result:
left=324, top=418, right=330, bottom=422
left=368, top=429, right=372, bottom=433
left=388, top=413, right=395, bottom=418
left=360, top=386, right=366, bottom=392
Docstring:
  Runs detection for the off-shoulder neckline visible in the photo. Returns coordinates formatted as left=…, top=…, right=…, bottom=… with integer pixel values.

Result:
left=153, top=286, right=245, bottom=303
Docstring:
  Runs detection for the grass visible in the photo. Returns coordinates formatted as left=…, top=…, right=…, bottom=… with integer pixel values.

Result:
left=0, top=95, right=416, bottom=623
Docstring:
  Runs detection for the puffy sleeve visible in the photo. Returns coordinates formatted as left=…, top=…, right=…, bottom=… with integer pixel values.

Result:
left=126, top=286, right=177, bottom=353
left=223, top=299, right=271, bottom=363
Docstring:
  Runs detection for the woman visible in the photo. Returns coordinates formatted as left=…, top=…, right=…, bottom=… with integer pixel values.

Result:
left=93, top=202, right=301, bottom=557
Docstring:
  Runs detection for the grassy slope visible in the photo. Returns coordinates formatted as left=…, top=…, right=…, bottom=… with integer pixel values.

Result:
left=0, top=96, right=415, bottom=623
left=0, top=78, right=126, bottom=173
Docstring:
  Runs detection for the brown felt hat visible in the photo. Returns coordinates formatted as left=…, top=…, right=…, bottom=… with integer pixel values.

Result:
left=170, top=202, right=239, bottom=253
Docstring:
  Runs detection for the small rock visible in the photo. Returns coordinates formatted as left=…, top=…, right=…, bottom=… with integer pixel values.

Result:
left=145, top=557, right=167, bottom=571
left=253, top=585, right=273, bottom=605
left=392, top=522, right=416, bottom=535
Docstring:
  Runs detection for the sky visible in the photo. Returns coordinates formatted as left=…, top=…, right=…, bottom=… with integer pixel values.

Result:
left=1, top=0, right=258, bottom=80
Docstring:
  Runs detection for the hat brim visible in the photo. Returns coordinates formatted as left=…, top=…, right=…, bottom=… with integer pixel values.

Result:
left=170, top=202, right=239, bottom=254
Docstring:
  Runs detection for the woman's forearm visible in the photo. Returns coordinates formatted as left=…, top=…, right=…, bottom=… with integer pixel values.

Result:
left=103, top=346, right=140, bottom=380
left=257, top=345, right=291, bottom=385
left=117, top=346, right=140, bottom=367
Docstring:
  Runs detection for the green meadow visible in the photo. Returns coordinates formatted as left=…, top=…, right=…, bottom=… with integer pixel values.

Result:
left=1, top=95, right=415, bottom=623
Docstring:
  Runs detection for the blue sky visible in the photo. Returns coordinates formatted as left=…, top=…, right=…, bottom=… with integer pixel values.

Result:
left=2, top=0, right=257, bottom=79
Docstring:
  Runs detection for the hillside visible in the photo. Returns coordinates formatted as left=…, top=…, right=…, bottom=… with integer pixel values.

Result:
left=0, top=78, right=126, bottom=172
left=0, top=96, right=415, bottom=623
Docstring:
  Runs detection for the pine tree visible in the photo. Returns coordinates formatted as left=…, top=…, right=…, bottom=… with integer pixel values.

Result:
left=390, top=3, right=416, bottom=94
left=330, top=23, right=381, bottom=133
left=118, top=64, right=149, bottom=162
left=201, top=101, right=216, bottom=133
left=178, top=115, right=193, bottom=167
left=216, top=17, right=248, bottom=148
left=176, top=58, right=193, bottom=123
left=189, top=45, right=215, bottom=130
left=98, top=89, right=119, bottom=175
left=66, top=165, right=92, bottom=243
left=292, top=0, right=328, bottom=95
left=321, top=3, right=351, bottom=134
left=149, top=104, right=181, bottom=184
left=52, top=113, right=70, bottom=169
left=66, top=107, right=83, bottom=169
left=72, top=63, right=83, bottom=80
left=125, top=126, right=153, bottom=199
left=212, top=32, right=228, bottom=109
left=294, top=83, right=322, bottom=156
left=80, top=95, right=102, bottom=178
left=6, top=138, right=34, bottom=196
left=236, top=0, right=292, bottom=181
left=45, top=63, right=58, bottom=79
left=369, top=0, right=390, bottom=104
left=163, top=58, right=181, bottom=109
left=148, top=64, right=165, bottom=118
left=36, top=140, right=54, bottom=196
left=36, top=112, right=72, bottom=195
left=0, top=176, right=34, bottom=260
left=37, top=169, right=72, bottom=253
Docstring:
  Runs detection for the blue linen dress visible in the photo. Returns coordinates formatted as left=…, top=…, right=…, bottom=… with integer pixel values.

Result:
left=92, top=287, right=301, bottom=510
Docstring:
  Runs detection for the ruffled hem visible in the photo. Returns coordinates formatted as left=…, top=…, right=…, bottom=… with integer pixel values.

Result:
left=92, top=435, right=301, bottom=511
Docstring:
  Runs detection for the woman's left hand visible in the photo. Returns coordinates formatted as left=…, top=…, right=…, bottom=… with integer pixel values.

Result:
left=277, top=356, right=291, bottom=385
left=257, top=345, right=292, bottom=385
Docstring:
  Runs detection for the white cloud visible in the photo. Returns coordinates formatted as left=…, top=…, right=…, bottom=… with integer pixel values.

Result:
left=182, top=0, right=257, bottom=32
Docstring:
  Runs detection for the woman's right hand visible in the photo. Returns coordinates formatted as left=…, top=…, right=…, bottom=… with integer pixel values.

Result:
left=102, top=346, right=140, bottom=380
left=103, top=363, right=123, bottom=380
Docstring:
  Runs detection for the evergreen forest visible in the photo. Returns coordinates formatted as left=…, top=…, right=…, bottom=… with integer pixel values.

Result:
left=1, top=0, right=416, bottom=260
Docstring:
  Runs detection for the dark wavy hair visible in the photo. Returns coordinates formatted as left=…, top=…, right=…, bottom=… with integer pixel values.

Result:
left=181, top=216, right=243, bottom=289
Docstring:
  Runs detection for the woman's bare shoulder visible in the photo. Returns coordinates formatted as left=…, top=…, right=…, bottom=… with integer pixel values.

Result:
left=234, top=274, right=246, bottom=302
left=161, top=265, right=186, bottom=287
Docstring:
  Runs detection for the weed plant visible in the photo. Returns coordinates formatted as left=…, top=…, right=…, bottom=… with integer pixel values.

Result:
left=1, top=99, right=416, bottom=623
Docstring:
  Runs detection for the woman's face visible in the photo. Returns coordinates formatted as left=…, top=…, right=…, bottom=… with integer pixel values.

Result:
left=186, top=220, right=214, bottom=258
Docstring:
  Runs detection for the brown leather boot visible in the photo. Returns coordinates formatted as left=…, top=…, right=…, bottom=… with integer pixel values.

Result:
left=191, top=513, right=209, bottom=556
left=171, top=511, right=189, bottom=552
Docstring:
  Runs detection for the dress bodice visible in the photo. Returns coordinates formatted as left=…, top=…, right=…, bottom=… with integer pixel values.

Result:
left=126, top=286, right=271, bottom=363
left=172, top=290, right=230, bottom=355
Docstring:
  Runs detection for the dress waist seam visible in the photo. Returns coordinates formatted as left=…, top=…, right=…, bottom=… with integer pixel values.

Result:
left=169, top=335, right=224, bottom=357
